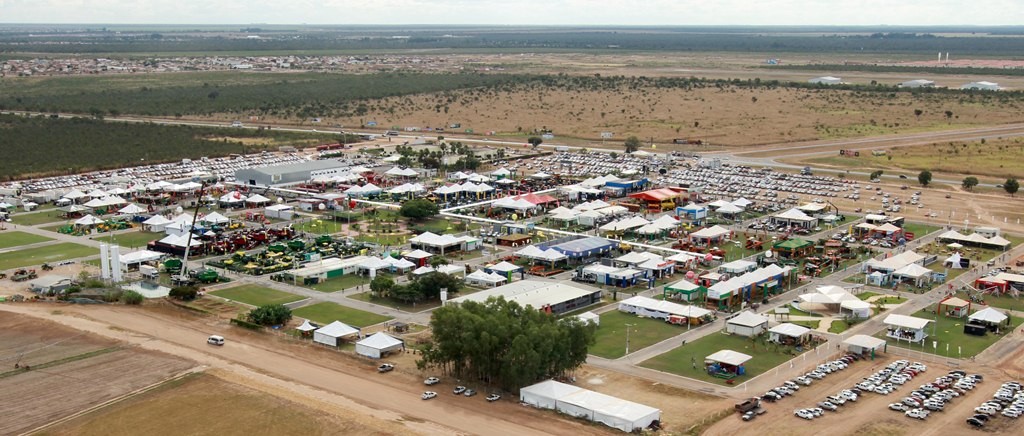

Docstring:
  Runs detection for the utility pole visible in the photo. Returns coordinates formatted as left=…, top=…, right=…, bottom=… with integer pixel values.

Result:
left=625, top=323, right=635, bottom=355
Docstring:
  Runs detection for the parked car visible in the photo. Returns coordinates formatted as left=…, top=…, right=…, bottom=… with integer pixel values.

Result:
left=905, top=408, right=930, bottom=420
left=819, top=401, right=838, bottom=411
left=966, top=417, right=985, bottom=428
left=453, top=386, right=467, bottom=395
left=424, top=377, right=440, bottom=385
left=464, top=389, right=477, bottom=397
left=742, top=411, right=757, bottom=421
left=889, top=403, right=909, bottom=412
left=422, top=391, right=437, bottom=400
left=378, top=363, right=395, bottom=373
left=794, top=409, right=815, bottom=420
left=486, top=393, right=501, bottom=402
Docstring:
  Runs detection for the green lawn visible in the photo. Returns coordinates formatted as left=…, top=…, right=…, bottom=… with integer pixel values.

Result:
left=641, top=330, right=810, bottom=384
left=950, top=291, right=1024, bottom=312
left=308, top=274, right=369, bottom=293
left=903, top=222, right=940, bottom=240
left=355, top=233, right=410, bottom=246
left=0, top=231, right=53, bottom=249
left=857, top=292, right=881, bottom=301
left=875, top=308, right=1022, bottom=358
left=210, top=285, right=304, bottom=307
left=828, top=320, right=853, bottom=334
left=410, top=218, right=458, bottom=234
left=292, top=218, right=345, bottom=235
left=0, top=242, right=95, bottom=270
left=96, top=231, right=161, bottom=249
left=292, top=302, right=391, bottom=328
left=11, top=212, right=65, bottom=226
left=590, top=310, right=686, bottom=359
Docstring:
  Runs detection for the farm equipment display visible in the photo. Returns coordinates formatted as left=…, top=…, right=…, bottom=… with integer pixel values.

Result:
left=11, top=269, right=38, bottom=281
left=213, top=235, right=373, bottom=276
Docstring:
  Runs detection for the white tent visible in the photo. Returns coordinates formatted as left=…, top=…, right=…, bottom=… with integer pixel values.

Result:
left=118, top=249, right=163, bottom=268
left=843, top=335, right=887, bottom=354
left=62, top=189, right=87, bottom=200
left=313, top=321, right=360, bottom=347
left=519, top=380, right=661, bottom=433
left=265, top=204, right=294, bottom=220
left=74, top=214, right=104, bottom=226
left=690, top=225, right=730, bottom=240
left=465, top=269, right=508, bottom=287
left=385, top=166, right=419, bottom=177
left=203, top=211, right=230, bottom=225
left=297, top=320, right=318, bottom=333
left=706, top=349, right=753, bottom=367
left=768, top=323, right=811, bottom=343
left=618, top=295, right=710, bottom=321
left=576, top=311, right=600, bottom=326
left=219, top=192, right=247, bottom=203
left=143, top=214, right=173, bottom=232
left=118, top=203, right=146, bottom=215
left=969, top=307, right=1008, bottom=325
left=840, top=299, right=872, bottom=319
left=491, top=167, right=512, bottom=177
left=245, top=194, right=272, bottom=204
left=715, top=203, right=743, bottom=215
left=726, top=311, right=768, bottom=337
left=355, top=332, right=404, bottom=359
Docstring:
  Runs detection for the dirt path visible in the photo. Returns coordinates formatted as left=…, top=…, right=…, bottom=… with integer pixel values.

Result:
left=0, top=303, right=606, bottom=436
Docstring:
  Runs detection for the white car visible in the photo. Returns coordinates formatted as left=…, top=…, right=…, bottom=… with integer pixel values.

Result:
left=422, top=391, right=437, bottom=400
left=1002, top=408, right=1022, bottom=418
left=889, top=403, right=909, bottom=411
left=905, top=408, right=929, bottom=420
left=794, top=409, right=815, bottom=420
left=424, top=377, right=440, bottom=385
left=975, top=406, right=997, bottom=415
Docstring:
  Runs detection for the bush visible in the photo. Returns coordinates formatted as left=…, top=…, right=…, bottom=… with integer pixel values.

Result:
left=246, top=304, right=292, bottom=326
left=400, top=199, right=439, bottom=221
left=168, top=285, right=199, bottom=301
left=230, top=317, right=264, bottom=331
left=121, top=290, right=144, bottom=305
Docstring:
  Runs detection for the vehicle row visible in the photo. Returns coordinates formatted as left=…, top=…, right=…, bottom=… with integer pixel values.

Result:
left=968, top=381, right=1024, bottom=428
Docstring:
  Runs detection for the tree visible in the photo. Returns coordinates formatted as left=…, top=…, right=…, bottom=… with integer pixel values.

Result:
left=918, top=170, right=932, bottom=187
left=429, top=256, right=450, bottom=268
left=1005, top=178, right=1020, bottom=197
left=624, top=136, right=642, bottom=153
left=408, top=271, right=462, bottom=300
left=247, top=304, right=292, bottom=326
left=399, top=198, right=439, bottom=221
left=944, top=110, right=954, bottom=121
left=527, top=136, right=543, bottom=149
left=914, top=109, right=923, bottom=119
left=418, top=297, right=596, bottom=392
left=168, top=285, right=198, bottom=301
left=370, top=275, right=395, bottom=299
left=869, top=170, right=884, bottom=180
left=962, top=176, right=979, bottom=191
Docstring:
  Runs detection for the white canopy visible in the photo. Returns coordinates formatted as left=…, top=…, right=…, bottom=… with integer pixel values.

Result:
left=118, top=249, right=163, bottom=265
left=297, top=320, right=318, bottom=332
left=203, top=212, right=230, bottom=224
left=691, top=225, right=730, bottom=239
left=359, top=257, right=392, bottom=271
left=519, top=380, right=660, bottom=433
left=894, top=263, right=932, bottom=279
left=118, top=203, right=146, bottom=214
left=883, top=314, right=932, bottom=330
left=74, top=214, right=104, bottom=226
left=715, top=203, right=743, bottom=214
left=220, top=191, right=246, bottom=203
left=404, top=249, right=434, bottom=259
left=62, top=189, right=87, bottom=199
left=245, top=194, right=272, bottom=204
left=842, top=334, right=887, bottom=350
left=491, top=167, right=512, bottom=176
left=143, top=215, right=172, bottom=226
left=618, top=295, right=710, bottom=320
left=385, top=166, right=418, bottom=177
left=314, top=321, right=360, bottom=346
left=706, top=349, right=752, bottom=366
left=768, top=322, right=811, bottom=338
left=774, top=208, right=815, bottom=221
left=969, top=307, right=1008, bottom=324
left=727, top=310, right=768, bottom=327
left=356, top=331, right=403, bottom=350
left=465, top=269, right=508, bottom=285
left=157, top=234, right=202, bottom=247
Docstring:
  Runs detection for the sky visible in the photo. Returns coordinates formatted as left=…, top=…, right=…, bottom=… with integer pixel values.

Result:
left=0, top=0, right=1021, bottom=26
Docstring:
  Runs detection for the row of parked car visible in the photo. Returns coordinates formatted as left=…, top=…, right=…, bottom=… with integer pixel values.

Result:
left=967, top=381, right=1024, bottom=428
left=422, top=377, right=501, bottom=402
left=893, top=369, right=981, bottom=420
left=861, top=359, right=927, bottom=396
left=776, top=354, right=864, bottom=417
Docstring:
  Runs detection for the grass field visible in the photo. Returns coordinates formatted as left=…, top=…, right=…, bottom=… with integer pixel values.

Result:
left=791, top=320, right=821, bottom=330
left=308, top=274, right=368, bottom=293
left=876, top=308, right=1022, bottom=359
left=355, top=233, right=410, bottom=246
left=951, top=290, right=1024, bottom=312
left=96, top=231, right=162, bottom=249
left=292, top=302, right=391, bottom=328
left=348, top=291, right=442, bottom=312
left=590, top=310, right=684, bottom=359
left=794, top=139, right=1024, bottom=180
left=903, top=222, right=940, bottom=239
left=641, top=330, right=810, bottom=384
left=0, top=242, right=95, bottom=270
left=210, top=285, right=304, bottom=307
left=291, top=219, right=344, bottom=235
left=0, top=231, right=52, bottom=249
left=10, top=211, right=65, bottom=226
left=44, top=373, right=377, bottom=436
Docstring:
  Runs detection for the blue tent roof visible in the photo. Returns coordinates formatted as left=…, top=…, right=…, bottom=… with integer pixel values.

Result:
left=547, top=237, right=616, bottom=257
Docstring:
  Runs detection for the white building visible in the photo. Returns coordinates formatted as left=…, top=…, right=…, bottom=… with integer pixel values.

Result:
left=520, top=380, right=661, bottom=433
left=960, top=81, right=1000, bottom=91
left=355, top=332, right=404, bottom=359
left=899, top=79, right=936, bottom=88
left=725, top=310, right=769, bottom=337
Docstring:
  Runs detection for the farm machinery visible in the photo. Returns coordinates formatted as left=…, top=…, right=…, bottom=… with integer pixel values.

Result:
left=11, top=269, right=38, bottom=281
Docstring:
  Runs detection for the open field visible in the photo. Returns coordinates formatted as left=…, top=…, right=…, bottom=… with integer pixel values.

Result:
left=0, top=242, right=95, bottom=270
left=10, top=210, right=66, bottom=226
left=0, top=230, right=52, bottom=249
left=308, top=274, right=367, bottom=293
left=641, top=330, right=810, bottom=384
left=210, top=284, right=304, bottom=307
left=876, top=308, right=1022, bottom=358
left=348, top=291, right=443, bottom=312
left=790, top=138, right=1024, bottom=180
left=0, top=313, right=195, bottom=436
left=292, top=302, right=392, bottom=327
left=590, top=310, right=684, bottom=359
left=44, top=372, right=377, bottom=436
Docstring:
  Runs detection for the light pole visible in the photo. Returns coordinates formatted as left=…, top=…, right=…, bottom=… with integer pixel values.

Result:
left=625, top=323, right=635, bottom=355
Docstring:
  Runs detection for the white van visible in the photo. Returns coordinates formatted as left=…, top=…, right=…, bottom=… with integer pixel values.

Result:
left=207, top=335, right=225, bottom=346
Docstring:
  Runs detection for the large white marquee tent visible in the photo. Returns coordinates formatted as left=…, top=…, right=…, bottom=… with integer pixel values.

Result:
left=520, top=380, right=661, bottom=433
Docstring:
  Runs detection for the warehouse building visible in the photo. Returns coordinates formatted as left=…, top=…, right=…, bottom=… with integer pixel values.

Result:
left=445, top=280, right=602, bottom=315
left=235, top=160, right=349, bottom=187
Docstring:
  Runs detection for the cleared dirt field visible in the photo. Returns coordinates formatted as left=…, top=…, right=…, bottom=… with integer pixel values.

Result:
left=0, top=302, right=616, bottom=436
left=0, top=313, right=195, bottom=435
left=0, top=310, right=117, bottom=368
left=43, top=372, right=383, bottom=436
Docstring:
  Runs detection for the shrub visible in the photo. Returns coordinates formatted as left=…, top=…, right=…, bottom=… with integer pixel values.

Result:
left=246, top=304, right=292, bottom=326
left=168, top=285, right=199, bottom=301
left=121, top=290, right=144, bottom=305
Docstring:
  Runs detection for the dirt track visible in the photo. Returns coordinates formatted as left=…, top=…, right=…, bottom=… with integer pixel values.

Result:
left=0, top=303, right=611, bottom=436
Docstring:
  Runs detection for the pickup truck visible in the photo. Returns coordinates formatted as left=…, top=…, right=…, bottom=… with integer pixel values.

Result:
left=735, top=398, right=761, bottom=413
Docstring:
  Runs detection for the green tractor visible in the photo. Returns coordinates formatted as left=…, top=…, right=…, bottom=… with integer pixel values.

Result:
left=288, top=239, right=307, bottom=252
left=193, top=269, right=220, bottom=284
left=163, top=258, right=183, bottom=272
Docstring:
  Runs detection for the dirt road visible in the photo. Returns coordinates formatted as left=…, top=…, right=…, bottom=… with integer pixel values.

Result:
left=0, top=303, right=607, bottom=436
